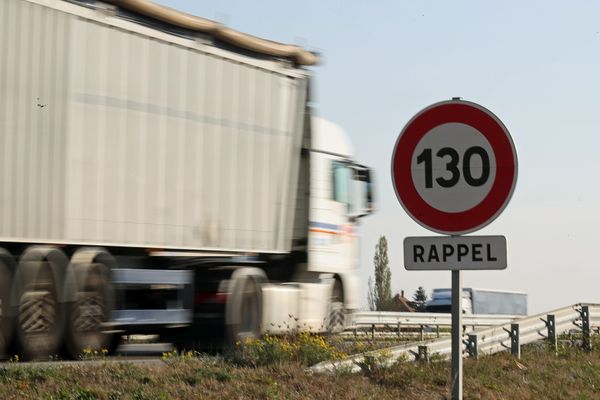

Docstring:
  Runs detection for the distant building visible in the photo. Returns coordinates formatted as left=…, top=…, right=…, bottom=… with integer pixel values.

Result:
left=392, top=290, right=416, bottom=312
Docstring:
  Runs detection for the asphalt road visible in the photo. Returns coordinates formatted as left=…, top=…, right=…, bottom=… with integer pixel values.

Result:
left=0, top=343, right=175, bottom=367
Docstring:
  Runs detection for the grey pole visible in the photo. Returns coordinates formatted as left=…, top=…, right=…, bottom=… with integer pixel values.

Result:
left=451, top=269, right=463, bottom=400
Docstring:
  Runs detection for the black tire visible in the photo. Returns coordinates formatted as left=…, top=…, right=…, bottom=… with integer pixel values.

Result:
left=0, top=251, right=15, bottom=358
left=325, top=280, right=345, bottom=334
left=13, top=247, right=67, bottom=360
left=237, top=278, right=261, bottom=340
left=64, top=249, right=116, bottom=359
left=225, top=269, right=264, bottom=346
left=104, top=332, right=122, bottom=355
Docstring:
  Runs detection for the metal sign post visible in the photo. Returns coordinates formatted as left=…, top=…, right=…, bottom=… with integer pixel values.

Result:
left=391, top=99, right=518, bottom=400
left=451, top=270, right=462, bottom=400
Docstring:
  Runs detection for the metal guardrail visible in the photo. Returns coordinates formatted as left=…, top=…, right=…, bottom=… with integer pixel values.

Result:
left=466, top=303, right=600, bottom=357
left=312, top=303, right=600, bottom=373
left=349, top=311, right=519, bottom=330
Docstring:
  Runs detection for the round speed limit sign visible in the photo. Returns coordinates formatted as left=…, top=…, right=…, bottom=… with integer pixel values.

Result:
left=391, top=99, right=517, bottom=235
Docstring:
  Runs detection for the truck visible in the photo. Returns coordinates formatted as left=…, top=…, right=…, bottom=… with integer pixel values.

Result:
left=0, top=0, right=375, bottom=359
left=425, top=288, right=528, bottom=315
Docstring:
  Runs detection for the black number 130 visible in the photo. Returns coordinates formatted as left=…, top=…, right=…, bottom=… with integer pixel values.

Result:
left=416, top=146, right=490, bottom=188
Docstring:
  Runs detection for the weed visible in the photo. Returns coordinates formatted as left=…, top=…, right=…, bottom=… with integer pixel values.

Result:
left=107, top=390, right=124, bottom=400
left=0, top=365, right=64, bottom=384
left=79, top=347, right=108, bottom=361
left=231, top=332, right=345, bottom=367
left=73, top=387, right=99, bottom=400
left=131, top=387, right=154, bottom=400
left=183, top=366, right=233, bottom=386
left=104, top=362, right=146, bottom=382
left=161, top=349, right=198, bottom=363
left=354, top=348, right=392, bottom=377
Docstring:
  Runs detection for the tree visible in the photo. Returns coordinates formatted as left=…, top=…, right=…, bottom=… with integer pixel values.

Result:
left=412, top=286, right=428, bottom=312
left=367, top=235, right=393, bottom=311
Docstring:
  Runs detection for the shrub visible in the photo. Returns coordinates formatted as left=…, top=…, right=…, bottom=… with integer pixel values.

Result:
left=231, top=333, right=345, bottom=367
left=354, top=349, right=392, bottom=377
left=295, top=332, right=345, bottom=365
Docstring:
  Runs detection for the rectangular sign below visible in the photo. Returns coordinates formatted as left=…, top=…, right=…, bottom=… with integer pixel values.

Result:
left=404, top=235, right=507, bottom=270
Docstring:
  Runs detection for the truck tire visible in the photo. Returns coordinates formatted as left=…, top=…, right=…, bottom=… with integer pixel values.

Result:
left=12, top=247, right=68, bottom=360
left=325, top=279, right=344, bottom=334
left=64, top=248, right=116, bottom=358
left=225, top=268, right=266, bottom=345
left=0, top=249, right=15, bottom=358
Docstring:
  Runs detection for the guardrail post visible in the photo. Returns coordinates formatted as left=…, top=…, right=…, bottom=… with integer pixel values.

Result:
left=397, top=321, right=401, bottom=338
left=371, top=324, right=375, bottom=340
left=466, top=334, right=478, bottom=359
left=546, top=314, right=557, bottom=351
left=417, top=345, right=429, bottom=363
left=420, top=325, right=424, bottom=341
left=436, top=324, right=440, bottom=338
left=581, top=305, right=592, bottom=352
left=510, top=323, right=520, bottom=359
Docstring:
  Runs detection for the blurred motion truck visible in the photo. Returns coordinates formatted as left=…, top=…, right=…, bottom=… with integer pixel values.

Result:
left=0, top=0, right=374, bottom=359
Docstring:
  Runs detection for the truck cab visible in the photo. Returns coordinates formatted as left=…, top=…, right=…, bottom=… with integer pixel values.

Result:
left=308, top=117, right=374, bottom=305
left=260, top=117, right=374, bottom=335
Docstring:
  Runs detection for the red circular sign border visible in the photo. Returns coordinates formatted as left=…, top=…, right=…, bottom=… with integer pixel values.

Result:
left=391, top=100, right=517, bottom=235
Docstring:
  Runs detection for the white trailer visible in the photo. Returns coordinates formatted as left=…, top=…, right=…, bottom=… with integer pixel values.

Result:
left=425, top=288, right=528, bottom=315
left=0, top=0, right=374, bottom=359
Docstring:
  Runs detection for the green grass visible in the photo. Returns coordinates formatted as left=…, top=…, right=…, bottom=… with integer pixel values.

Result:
left=2, top=336, right=600, bottom=399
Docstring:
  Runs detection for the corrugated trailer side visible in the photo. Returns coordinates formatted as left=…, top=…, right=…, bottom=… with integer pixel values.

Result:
left=0, top=0, right=309, bottom=253
left=0, top=0, right=71, bottom=242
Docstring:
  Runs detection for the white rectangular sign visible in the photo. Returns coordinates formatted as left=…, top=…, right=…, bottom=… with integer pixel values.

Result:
left=404, top=236, right=507, bottom=270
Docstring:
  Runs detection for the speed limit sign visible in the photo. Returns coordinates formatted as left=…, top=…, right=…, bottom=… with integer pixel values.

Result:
left=391, top=99, right=517, bottom=235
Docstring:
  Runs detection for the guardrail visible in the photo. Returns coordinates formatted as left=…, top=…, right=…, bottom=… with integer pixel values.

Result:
left=312, top=303, right=600, bottom=373
left=347, top=311, right=521, bottom=339
left=466, top=303, right=600, bottom=358
left=349, top=311, right=519, bottom=329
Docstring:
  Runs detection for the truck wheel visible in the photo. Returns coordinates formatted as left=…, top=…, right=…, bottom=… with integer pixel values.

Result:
left=64, top=249, right=115, bottom=358
left=238, top=278, right=261, bottom=339
left=225, top=268, right=265, bottom=345
left=12, top=247, right=67, bottom=360
left=325, top=280, right=344, bottom=334
left=0, top=250, right=15, bottom=357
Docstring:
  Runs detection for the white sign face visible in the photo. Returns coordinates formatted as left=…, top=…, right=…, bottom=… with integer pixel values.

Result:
left=411, top=122, right=497, bottom=213
left=404, top=236, right=507, bottom=270
left=391, top=99, right=518, bottom=235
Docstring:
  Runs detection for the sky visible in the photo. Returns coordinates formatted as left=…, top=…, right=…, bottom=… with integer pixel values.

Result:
left=155, top=1, right=600, bottom=314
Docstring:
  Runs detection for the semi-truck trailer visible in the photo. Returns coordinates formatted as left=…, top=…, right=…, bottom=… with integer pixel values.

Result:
left=0, top=0, right=374, bottom=359
left=425, top=288, right=528, bottom=315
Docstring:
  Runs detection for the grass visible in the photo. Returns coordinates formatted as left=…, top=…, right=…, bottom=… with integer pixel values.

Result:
left=2, top=335, right=600, bottom=399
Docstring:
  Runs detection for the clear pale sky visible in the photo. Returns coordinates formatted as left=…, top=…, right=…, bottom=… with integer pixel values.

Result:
left=156, top=1, right=600, bottom=314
